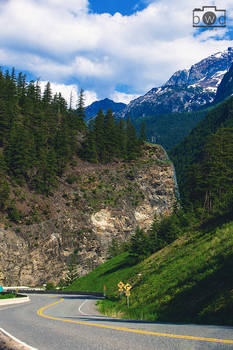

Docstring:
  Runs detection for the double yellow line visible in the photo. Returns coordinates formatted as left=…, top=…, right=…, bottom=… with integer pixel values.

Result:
left=37, top=298, right=233, bottom=344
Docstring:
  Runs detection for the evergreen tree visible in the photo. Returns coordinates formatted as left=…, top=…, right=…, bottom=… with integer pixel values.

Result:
left=139, top=121, right=146, bottom=144
left=76, top=89, right=86, bottom=131
left=117, top=119, right=127, bottom=159
left=17, top=72, right=27, bottom=108
left=4, top=122, right=35, bottom=182
left=94, top=109, right=105, bottom=161
left=42, top=82, right=52, bottom=105
left=104, top=108, right=118, bottom=162
left=82, top=128, right=98, bottom=163
left=129, top=227, right=150, bottom=262
left=0, top=96, right=8, bottom=146
left=33, top=148, right=57, bottom=195
left=4, top=69, right=18, bottom=127
left=126, top=117, right=140, bottom=160
left=0, top=154, right=9, bottom=210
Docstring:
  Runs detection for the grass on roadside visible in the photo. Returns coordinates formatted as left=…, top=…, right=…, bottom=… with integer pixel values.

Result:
left=65, top=220, right=233, bottom=326
left=0, top=293, right=18, bottom=299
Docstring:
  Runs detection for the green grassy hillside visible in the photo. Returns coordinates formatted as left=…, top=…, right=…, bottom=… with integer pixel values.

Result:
left=66, top=220, right=233, bottom=326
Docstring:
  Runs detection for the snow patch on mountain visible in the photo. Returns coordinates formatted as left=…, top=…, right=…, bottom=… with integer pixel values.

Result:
left=116, top=47, right=233, bottom=120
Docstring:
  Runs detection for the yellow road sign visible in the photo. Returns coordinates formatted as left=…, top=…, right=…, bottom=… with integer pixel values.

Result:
left=118, top=281, right=125, bottom=289
left=125, top=291, right=131, bottom=297
left=124, top=283, right=132, bottom=291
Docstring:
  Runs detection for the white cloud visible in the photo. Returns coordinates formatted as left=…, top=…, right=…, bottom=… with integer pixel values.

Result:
left=110, top=91, right=140, bottom=104
left=39, top=81, right=98, bottom=107
left=84, top=90, right=99, bottom=106
left=0, top=0, right=232, bottom=102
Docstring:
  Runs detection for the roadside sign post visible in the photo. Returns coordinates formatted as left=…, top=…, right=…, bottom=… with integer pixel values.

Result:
left=103, top=284, right=106, bottom=297
left=125, top=291, right=130, bottom=308
left=118, top=281, right=125, bottom=298
left=124, top=284, right=132, bottom=308
left=117, top=282, right=132, bottom=307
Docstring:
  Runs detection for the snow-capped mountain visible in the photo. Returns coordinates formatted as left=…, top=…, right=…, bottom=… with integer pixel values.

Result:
left=116, top=47, right=233, bottom=120
left=85, top=98, right=126, bottom=120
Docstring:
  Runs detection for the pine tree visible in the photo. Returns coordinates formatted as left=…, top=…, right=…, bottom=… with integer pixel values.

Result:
left=33, top=147, right=58, bottom=195
left=117, top=119, right=127, bottom=159
left=126, top=117, right=140, bottom=160
left=4, top=122, right=35, bottom=182
left=17, top=72, right=27, bottom=108
left=104, top=108, right=118, bottom=162
left=4, top=69, right=19, bottom=127
left=139, top=121, right=146, bottom=144
left=94, top=109, right=105, bottom=161
left=0, top=154, right=9, bottom=210
left=42, top=82, right=52, bottom=105
left=129, top=227, right=150, bottom=262
left=75, top=89, right=86, bottom=131
left=83, top=129, right=98, bottom=163
left=0, top=97, right=8, bottom=146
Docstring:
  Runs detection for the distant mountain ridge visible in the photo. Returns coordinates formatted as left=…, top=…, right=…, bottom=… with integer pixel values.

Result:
left=85, top=98, right=126, bottom=119
left=116, top=47, right=233, bottom=120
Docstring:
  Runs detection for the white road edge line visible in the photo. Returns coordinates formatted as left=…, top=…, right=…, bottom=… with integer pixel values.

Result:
left=0, top=327, right=38, bottom=350
left=78, top=299, right=89, bottom=315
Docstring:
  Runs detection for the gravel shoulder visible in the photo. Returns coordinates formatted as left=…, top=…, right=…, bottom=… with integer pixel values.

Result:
left=0, top=330, right=32, bottom=350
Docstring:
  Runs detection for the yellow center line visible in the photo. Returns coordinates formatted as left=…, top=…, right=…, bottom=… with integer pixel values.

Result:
left=37, top=298, right=233, bottom=344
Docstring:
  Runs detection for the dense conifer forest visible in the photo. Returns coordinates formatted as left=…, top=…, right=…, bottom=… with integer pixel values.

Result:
left=170, top=96, right=233, bottom=212
left=0, top=68, right=142, bottom=207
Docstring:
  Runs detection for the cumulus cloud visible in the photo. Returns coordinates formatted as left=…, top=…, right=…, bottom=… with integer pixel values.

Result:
left=110, top=91, right=140, bottom=104
left=0, top=0, right=232, bottom=103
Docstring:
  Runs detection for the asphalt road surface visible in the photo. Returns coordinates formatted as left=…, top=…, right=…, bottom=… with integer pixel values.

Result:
left=0, top=294, right=233, bottom=350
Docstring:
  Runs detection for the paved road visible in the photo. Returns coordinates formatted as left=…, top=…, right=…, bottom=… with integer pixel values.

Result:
left=0, top=294, right=233, bottom=350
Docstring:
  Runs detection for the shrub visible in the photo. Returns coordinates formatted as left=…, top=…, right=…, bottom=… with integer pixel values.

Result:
left=66, top=174, right=78, bottom=184
left=7, top=206, right=20, bottom=223
left=45, top=282, right=55, bottom=290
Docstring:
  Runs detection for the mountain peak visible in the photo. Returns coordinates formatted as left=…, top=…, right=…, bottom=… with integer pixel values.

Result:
left=116, top=47, right=233, bottom=119
left=85, top=98, right=126, bottom=119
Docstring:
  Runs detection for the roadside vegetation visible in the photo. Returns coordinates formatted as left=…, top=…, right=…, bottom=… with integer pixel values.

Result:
left=65, top=219, right=233, bottom=326
left=0, top=293, right=20, bottom=299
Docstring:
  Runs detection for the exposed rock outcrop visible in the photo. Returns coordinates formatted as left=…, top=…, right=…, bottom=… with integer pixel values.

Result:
left=0, top=144, right=176, bottom=286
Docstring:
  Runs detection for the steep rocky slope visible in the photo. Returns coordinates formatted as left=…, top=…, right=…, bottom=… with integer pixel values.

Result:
left=214, top=62, right=233, bottom=103
left=0, top=144, right=176, bottom=286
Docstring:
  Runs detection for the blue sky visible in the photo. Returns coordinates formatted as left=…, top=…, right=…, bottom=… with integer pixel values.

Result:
left=89, top=0, right=147, bottom=15
left=0, top=0, right=232, bottom=106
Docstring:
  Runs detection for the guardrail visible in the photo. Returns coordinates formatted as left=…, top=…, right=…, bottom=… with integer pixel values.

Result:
left=3, top=289, right=104, bottom=298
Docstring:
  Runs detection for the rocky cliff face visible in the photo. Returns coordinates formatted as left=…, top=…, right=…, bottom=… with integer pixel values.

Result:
left=117, top=47, right=233, bottom=119
left=0, top=144, right=176, bottom=286
left=214, top=62, right=233, bottom=104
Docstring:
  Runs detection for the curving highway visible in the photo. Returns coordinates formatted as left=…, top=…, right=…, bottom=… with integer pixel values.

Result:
left=0, top=294, right=233, bottom=350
